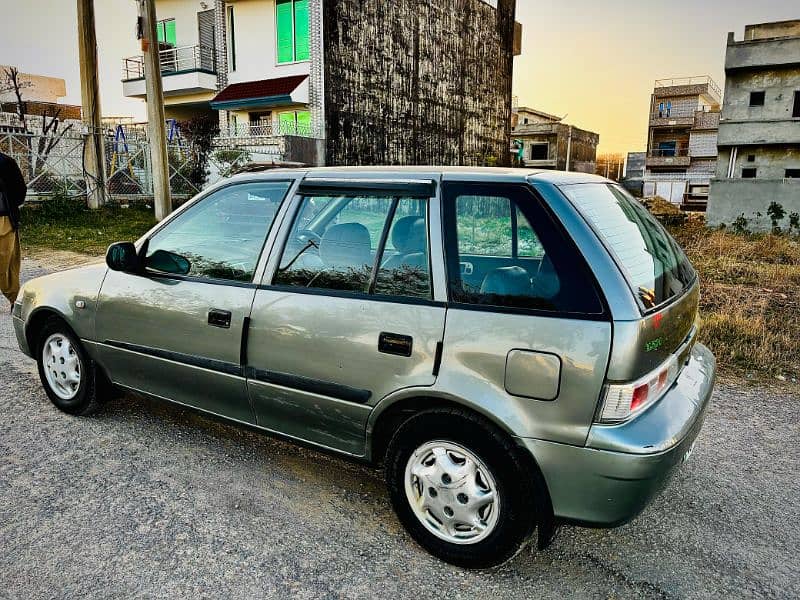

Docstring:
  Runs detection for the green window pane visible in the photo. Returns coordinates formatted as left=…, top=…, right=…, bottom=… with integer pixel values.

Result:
left=276, top=0, right=294, bottom=63
left=296, top=111, right=311, bottom=133
left=156, top=21, right=166, bottom=44
left=165, top=20, right=176, bottom=46
left=279, top=112, right=296, bottom=134
left=293, top=0, right=310, bottom=61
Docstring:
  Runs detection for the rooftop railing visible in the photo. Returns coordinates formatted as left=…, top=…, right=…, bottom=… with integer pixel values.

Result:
left=122, top=45, right=216, bottom=81
left=654, top=76, right=722, bottom=100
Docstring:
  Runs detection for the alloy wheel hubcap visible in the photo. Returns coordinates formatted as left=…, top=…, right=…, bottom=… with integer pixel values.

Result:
left=404, top=441, right=500, bottom=545
left=42, top=333, right=82, bottom=401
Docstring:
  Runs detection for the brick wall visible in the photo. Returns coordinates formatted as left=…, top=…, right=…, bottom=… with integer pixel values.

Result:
left=3, top=102, right=81, bottom=120
left=322, top=0, right=516, bottom=166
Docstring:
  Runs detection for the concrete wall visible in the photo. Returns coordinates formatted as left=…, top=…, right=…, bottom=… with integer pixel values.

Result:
left=225, top=0, right=311, bottom=85
left=745, top=20, right=800, bottom=41
left=717, top=146, right=800, bottom=179
left=707, top=179, right=800, bottom=230
left=726, top=33, right=800, bottom=72
left=321, top=0, right=516, bottom=166
left=719, top=68, right=800, bottom=123
left=0, top=67, right=66, bottom=104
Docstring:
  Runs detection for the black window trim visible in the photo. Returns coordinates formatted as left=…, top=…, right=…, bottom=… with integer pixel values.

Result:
left=139, top=179, right=296, bottom=287
left=440, top=181, right=610, bottom=321
left=264, top=186, right=436, bottom=302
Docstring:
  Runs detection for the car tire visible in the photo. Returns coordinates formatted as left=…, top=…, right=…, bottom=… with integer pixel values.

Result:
left=385, top=408, right=538, bottom=568
left=36, top=318, right=104, bottom=416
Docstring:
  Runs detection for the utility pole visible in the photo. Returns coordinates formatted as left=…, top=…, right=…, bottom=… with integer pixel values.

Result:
left=76, top=0, right=106, bottom=209
left=139, top=0, right=172, bottom=221
left=565, top=125, right=572, bottom=172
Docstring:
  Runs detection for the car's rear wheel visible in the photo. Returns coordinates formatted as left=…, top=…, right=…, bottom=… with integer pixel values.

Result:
left=36, top=318, right=103, bottom=416
left=385, top=408, right=538, bottom=568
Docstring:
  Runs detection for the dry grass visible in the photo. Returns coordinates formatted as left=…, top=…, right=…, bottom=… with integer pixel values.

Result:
left=668, top=216, right=800, bottom=382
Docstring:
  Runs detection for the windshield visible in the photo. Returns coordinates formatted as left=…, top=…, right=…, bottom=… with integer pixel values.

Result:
left=560, top=183, right=695, bottom=311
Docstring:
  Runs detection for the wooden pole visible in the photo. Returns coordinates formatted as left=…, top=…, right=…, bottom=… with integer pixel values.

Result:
left=76, top=0, right=106, bottom=209
left=140, top=0, right=172, bottom=221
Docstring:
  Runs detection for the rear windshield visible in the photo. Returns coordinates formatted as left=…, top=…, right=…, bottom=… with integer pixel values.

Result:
left=560, top=183, right=695, bottom=311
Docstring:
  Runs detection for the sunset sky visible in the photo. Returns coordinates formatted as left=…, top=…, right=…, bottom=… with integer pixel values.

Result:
left=1, top=0, right=797, bottom=153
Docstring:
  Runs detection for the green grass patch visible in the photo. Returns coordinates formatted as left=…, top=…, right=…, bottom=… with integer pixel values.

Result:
left=20, top=198, right=156, bottom=255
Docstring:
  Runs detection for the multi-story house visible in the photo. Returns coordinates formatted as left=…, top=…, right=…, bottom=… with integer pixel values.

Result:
left=708, top=20, right=800, bottom=230
left=643, top=77, right=721, bottom=209
left=511, top=107, right=599, bottom=174
left=121, top=0, right=521, bottom=166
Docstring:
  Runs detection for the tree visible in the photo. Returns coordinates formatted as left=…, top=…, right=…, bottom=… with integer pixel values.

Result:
left=1, top=66, right=74, bottom=184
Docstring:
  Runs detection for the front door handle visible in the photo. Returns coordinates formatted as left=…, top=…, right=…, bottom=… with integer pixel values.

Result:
left=208, top=309, right=232, bottom=329
left=378, top=332, right=413, bottom=357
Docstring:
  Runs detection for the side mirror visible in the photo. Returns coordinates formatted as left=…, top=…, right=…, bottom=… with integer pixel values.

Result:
left=146, top=249, right=192, bottom=276
left=106, top=242, right=140, bottom=273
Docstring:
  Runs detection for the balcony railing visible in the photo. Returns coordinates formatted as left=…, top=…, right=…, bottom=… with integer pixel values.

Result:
left=122, top=45, right=216, bottom=81
left=654, top=76, right=722, bottom=99
left=648, top=147, right=690, bottom=158
left=219, top=122, right=318, bottom=139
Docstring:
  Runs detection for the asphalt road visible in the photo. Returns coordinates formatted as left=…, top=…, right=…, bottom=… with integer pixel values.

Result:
left=1, top=259, right=798, bottom=599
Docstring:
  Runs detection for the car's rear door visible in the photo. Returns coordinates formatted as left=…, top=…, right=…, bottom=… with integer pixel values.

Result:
left=94, top=179, right=295, bottom=423
left=437, top=180, right=613, bottom=446
left=244, top=178, right=447, bottom=455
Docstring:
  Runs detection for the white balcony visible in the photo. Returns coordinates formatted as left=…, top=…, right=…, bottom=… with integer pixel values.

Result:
left=122, top=45, right=217, bottom=98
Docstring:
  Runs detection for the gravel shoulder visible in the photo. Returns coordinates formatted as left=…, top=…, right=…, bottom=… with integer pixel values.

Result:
left=1, top=260, right=798, bottom=599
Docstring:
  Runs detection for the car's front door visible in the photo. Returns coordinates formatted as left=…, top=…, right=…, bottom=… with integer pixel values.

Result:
left=245, top=179, right=447, bottom=455
left=94, top=179, right=294, bottom=423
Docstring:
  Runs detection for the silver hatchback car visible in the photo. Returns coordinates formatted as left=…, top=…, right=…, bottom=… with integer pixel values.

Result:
left=13, top=168, right=715, bottom=567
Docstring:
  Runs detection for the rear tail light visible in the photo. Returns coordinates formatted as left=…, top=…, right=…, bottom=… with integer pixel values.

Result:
left=598, top=355, right=679, bottom=423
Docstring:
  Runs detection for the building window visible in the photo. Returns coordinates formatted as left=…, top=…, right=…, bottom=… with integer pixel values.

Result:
left=277, top=0, right=310, bottom=64
left=749, top=91, right=765, bottom=107
left=156, top=18, right=176, bottom=47
left=227, top=6, right=236, bottom=71
left=793, top=91, right=800, bottom=118
left=530, top=143, right=548, bottom=161
left=786, top=169, right=800, bottom=179
left=279, top=110, right=312, bottom=135
left=747, top=154, right=756, bottom=162
left=742, top=168, right=757, bottom=179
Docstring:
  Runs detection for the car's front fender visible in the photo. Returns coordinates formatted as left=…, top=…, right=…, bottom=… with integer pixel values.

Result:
left=16, top=263, right=108, bottom=356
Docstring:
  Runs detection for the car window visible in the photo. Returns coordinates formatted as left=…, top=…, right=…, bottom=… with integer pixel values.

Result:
left=145, top=181, right=291, bottom=282
left=273, top=194, right=432, bottom=299
left=456, top=197, right=544, bottom=258
left=561, top=183, right=695, bottom=310
left=374, top=198, right=431, bottom=299
left=443, top=183, right=603, bottom=315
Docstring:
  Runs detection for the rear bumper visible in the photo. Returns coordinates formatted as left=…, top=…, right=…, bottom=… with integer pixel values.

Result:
left=521, top=343, right=715, bottom=526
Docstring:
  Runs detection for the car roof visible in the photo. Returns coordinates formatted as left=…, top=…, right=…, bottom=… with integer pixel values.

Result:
left=226, top=166, right=610, bottom=186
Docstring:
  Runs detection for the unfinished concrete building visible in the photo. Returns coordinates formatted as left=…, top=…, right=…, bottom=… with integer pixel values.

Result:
left=643, top=77, right=721, bottom=209
left=511, top=107, right=599, bottom=173
left=708, top=20, right=800, bottom=230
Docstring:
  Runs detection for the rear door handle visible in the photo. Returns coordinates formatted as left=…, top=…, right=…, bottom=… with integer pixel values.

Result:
left=378, top=332, right=413, bottom=357
left=208, top=309, right=232, bottom=329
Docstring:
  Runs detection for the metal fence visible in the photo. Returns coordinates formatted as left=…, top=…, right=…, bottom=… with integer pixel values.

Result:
left=0, top=129, right=266, bottom=203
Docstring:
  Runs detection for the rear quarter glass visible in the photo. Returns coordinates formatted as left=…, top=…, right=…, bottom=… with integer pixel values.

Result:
left=558, top=183, right=696, bottom=313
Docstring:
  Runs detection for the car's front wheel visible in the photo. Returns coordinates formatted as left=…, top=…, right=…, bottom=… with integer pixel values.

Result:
left=385, top=408, right=538, bottom=568
left=36, top=318, right=103, bottom=416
